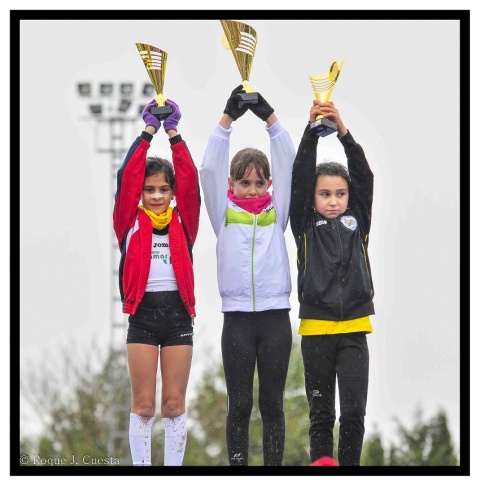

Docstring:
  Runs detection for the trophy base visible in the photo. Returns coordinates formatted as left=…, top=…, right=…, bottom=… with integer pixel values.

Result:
left=238, top=92, right=258, bottom=108
left=309, top=118, right=337, bottom=137
left=151, top=105, right=173, bottom=121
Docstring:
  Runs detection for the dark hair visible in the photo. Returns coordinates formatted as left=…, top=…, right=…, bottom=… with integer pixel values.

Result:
left=230, top=147, right=271, bottom=181
left=315, top=161, right=351, bottom=187
left=145, top=156, right=175, bottom=187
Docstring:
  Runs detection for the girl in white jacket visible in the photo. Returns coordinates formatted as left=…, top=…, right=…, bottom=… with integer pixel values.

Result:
left=200, top=85, right=295, bottom=466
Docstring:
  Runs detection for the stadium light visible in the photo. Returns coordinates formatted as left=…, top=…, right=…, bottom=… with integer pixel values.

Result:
left=78, top=83, right=91, bottom=96
left=142, top=83, right=154, bottom=97
left=89, top=104, right=102, bottom=115
left=118, top=99, right=132, bottom=113
left=120, top=83, right=134, bottom=96
left=100, top=83, right=114, bottom=96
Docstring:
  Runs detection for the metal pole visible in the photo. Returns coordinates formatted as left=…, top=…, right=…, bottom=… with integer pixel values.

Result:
left=105, top=115, right=134, bottom=463
left=78, top=84, right=143, bottom=464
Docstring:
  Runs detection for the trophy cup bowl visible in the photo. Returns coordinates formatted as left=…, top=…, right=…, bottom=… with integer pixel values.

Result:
left=136, top=43, right=173, bottom=120
left=309, top=59, right=346, bottom=137
left=220, top=20, right=259, bottom=106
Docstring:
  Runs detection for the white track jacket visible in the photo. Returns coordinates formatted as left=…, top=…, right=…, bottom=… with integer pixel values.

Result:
left=200, top=121, right=295, bottom=312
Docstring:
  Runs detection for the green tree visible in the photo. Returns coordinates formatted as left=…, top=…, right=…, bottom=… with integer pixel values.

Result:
left=182, top=349, right=228, bottom=465
left=388, top=407, right=458, bottom=466
left=281, top=339, right=312, bottom=466
left=361, top=425, right=386, bottom=466
left=426, top=409, right=458, bottom=466
left=362, top=407, right=459, bottom=466
left=20, top=342, right=131, bottom=466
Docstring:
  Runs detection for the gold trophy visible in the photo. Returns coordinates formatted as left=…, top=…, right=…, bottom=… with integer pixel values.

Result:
left=309, top=58, right=346, bottom=137
left=220, top=20, right=259, bottom=106
left=135, top=43, right=173, bottom=120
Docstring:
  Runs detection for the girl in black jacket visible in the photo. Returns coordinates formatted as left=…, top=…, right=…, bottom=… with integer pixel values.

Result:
left=290, top=100, right=375, bottom=466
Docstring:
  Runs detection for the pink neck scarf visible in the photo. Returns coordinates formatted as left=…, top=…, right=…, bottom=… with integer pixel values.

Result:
left=227, top=190, right=272, bottom=215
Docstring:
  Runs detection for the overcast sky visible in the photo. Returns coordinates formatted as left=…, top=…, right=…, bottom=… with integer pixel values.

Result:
left=5, top=3, right=478, bottom=484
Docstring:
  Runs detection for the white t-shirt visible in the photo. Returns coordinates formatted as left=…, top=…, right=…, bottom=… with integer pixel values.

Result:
left=145, top=233, right=178, bottom=292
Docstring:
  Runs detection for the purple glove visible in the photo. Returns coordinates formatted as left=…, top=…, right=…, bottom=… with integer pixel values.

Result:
left=142, top=99, right=161, bottom=133
left=163, top=99, right=181, bottom=133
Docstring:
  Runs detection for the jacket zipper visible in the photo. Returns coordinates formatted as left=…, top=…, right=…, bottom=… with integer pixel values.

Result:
left=301, top=233, right=307, bottom=300
left=361, top=240, right=373, bottom=296
left=251, top=214, right=257, bottom=310
left=333, top=221, right=345, bottom=319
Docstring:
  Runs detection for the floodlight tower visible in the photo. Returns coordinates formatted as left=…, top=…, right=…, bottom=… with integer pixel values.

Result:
left=77, top=81, right=154, bottom=463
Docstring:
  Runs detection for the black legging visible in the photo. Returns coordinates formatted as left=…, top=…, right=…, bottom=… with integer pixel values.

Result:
left=221, top=309, right=292, bottom=466
left=301, top=332, right=369, bottom=466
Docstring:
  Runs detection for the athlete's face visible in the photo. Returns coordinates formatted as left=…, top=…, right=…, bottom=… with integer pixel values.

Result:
left=314, top=175, right=349, bottom=219
left=228, top=166, right=272, bottom=199
left=141, top=172, right=174, bottom=215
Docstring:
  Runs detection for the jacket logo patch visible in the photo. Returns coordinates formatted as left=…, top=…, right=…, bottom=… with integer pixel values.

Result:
left=316, top=220, right=327, bottom=226
left=341, top=215, right=357, bottom=231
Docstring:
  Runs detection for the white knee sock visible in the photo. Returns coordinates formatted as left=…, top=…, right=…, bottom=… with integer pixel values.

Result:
left=163, top=413, right=187, bottom=466
left=129, top=413, right=154, bottom=466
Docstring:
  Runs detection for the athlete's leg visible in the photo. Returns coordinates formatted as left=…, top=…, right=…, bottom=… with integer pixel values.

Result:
left=256, top=310, right=292, bottom=466
left=337, top=332, right=369, bottom=466
left=301, top=335, right=337, bottom=463
left=222, top=312, right=257, bottom=466
left=127, top=343, right=159, bottom=465
left=160, top=344, right=193, bottom=465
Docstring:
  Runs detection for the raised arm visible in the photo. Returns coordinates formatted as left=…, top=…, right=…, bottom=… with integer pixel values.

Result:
left=246, top=92, right=295, bottom=230
left=341, top=132, right=374, bottom=236
left=113, top=134, right=151, bottom=250
left=318, top=101, right=374, bottom=234
left=199, top=86, right=248, bottom=236
left=161, top=99, right=201, bottom=245
left=113, top=99, right=166, bottom=249
left=289, top=103, right=325, bottom=238
left=267, top=118, right=295, bottom=231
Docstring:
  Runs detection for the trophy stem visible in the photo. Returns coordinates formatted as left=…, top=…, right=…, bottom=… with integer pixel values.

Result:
left=310, top=87, right=337, bottom=135
left=151, top=92, right=172, bottom=119
left=238, top=79, right=258, bottom=106
left=242, top=80, right=253, bottom=93
left=156, top=93, right=166, bottom=106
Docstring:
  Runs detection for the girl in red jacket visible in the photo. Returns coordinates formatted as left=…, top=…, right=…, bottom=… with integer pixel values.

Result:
left=113, top=99, right=200, bottom=466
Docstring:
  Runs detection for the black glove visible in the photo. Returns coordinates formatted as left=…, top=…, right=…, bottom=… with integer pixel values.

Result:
left=249, top=93, right=274, bottom=121
left=223, top=85, right=249, bottom=121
